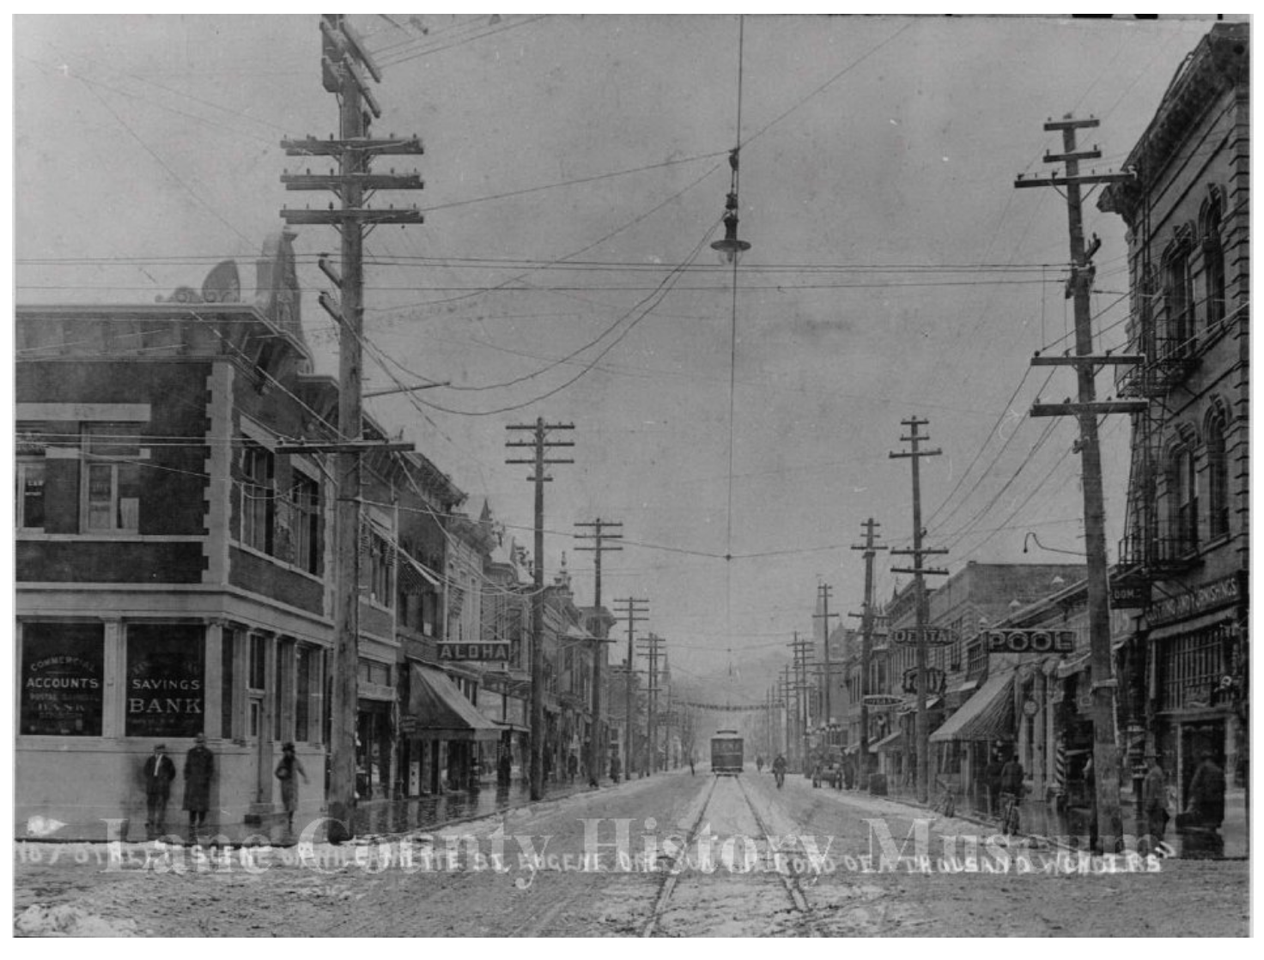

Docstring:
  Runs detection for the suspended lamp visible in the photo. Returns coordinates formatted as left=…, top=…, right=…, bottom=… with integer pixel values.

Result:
left=710, top=150, right=751, bottom=264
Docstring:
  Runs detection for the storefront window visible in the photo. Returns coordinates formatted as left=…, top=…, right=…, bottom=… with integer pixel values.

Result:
left=20, top=622, right=105, bottom=736
left=125, top=624, right=205, bottom=738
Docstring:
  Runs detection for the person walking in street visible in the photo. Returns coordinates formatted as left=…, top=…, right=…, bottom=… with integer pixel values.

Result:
left=1000, top=753, right=1025, bottom=833
left=1141, top=750, right=1169, bottom=855
left=274, top=741, right=309, bottom=836
left=567, top=751, right=578, bottom=784
left=688, top=753, right=695, bottom=776
left=772, top=753, right=787, bottom=789
left=183, top=733, right=214, bottom=840
left=142, top=743, right=176, bottom=837
left=498, top=751, right=513, bottom=786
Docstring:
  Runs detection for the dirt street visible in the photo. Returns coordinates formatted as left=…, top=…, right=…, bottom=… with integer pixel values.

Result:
left=13, top=768, right=1250, bottom=936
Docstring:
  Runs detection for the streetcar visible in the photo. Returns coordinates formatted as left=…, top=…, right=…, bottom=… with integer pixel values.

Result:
left=709, top=730, right=744, bottom=775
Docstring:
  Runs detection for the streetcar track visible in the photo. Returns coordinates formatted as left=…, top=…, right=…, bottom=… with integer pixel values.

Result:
left=642, top=773, right=823, bottom=937
left=734, top=775, right=824, bottom=937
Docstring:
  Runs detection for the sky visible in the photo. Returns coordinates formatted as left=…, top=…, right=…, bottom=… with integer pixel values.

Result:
left=9, top=11, right=1238, bottom=701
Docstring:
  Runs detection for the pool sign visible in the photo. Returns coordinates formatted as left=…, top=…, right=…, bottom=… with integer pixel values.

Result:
left=984, top=629, right=1075, bottom=654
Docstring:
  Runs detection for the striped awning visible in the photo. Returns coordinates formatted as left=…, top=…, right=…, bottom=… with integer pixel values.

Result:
left=929, top=671, right=1015, bottom=743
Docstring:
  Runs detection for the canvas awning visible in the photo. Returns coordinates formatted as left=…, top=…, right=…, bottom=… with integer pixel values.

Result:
left=929, top=671, right=1016, bottom=743
left=874, top=730, right=904, bottom=752
left=407, top=663, right=501, bottom=742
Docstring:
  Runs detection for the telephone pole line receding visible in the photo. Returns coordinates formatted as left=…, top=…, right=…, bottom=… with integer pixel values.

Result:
left=814, top=583, right=840, bottom=740
left=1017, top=115, right=1137, bottom=850
left=788, top=630, right=814, bottom=769
left=851, top=518, right=887, bottom=786
left=574, top=519, right=622, bottom=786
left=280, top=14, right=424, bottom=843
left=613, top=597, right=649, bottom=779
left=890, top=417, right=949, bottom=804
left=637, top=633, right=666, bottom=774
left=506, top=418, right=575, bottom=801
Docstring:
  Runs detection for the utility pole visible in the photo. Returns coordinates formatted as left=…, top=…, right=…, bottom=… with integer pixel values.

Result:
left=1018, top=115, right=1140, bottom=850
left=638, top=633, right=666, bottom=774
left=613, top=597, right=649, bottom=779
left=850, top=518, right=887, bottom=787
left=779, top=665, right=792, bottom=758
left=280, top=15, right=423, bottom=842
left=574, top=519, right=622, bottom=787
left=890, top=418, right=949, bottom=804
left=814, top=583, right=840, bottom=744
left=789, top=631, right=814, bottom=769
left=506, top=418, right=575, bottom=801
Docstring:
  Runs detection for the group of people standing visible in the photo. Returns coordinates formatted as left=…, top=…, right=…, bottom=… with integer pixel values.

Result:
left=141, top=735, right=308, bottom=840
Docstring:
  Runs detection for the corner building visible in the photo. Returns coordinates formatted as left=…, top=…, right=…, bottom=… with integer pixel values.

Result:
left=1098, top=21, right=1249, bottom=857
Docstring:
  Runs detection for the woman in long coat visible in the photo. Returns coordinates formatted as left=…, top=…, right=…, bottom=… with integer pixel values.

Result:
left=182, top=733, right=214, bottom=836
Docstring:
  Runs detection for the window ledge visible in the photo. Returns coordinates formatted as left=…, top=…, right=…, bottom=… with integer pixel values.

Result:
left=17, top=532, right=201, bottom=543
left=232, top=539, right=325, bottom=584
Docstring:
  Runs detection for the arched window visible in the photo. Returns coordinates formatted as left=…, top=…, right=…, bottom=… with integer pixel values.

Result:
left=1167, top=443, right=1198, bottom=556
left=1206, top=410, right=1230, bottom=539
left=1201, top=194, right=1227, bottom=327
left=1162, top=234, right=1194, bottom=357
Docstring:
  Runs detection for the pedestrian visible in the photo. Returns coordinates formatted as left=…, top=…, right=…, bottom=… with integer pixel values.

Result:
left=183, top=732, right=214, bottom=840
left=688, top=753, right=695, bottom=776
left=609, top=752, right=621, bottom=783
left=274, top=741, right=309, bottom=835
left=1141, top=750, right=1169, bottom=854
left=1186, top=750, right=1226, bottom=832
left=985, top=751, right=1005, bottom=816
left=498, top=751, right=512, bottom=786
left=143, top=743, right=177, bottom=836
left=567, top=751, right=578, bottom=784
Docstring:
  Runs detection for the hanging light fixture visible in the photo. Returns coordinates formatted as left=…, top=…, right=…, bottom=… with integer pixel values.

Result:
left=711, top=150, right=751, bottom=264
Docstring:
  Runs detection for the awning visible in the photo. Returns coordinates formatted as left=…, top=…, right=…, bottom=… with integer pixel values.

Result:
left=1056, top=651, right=1091, bottom=679
left=407, top=663, right=501, bottom=742
left=898, top=696, right=941, bottom=715
left=399, top=553, right=442, bottom=591
left=874, top=730, right=904, bottom=752
left=929, top=671, right=1015, bottom=743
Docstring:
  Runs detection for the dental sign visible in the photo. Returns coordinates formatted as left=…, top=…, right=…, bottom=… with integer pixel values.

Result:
left=983, top=629, right=1075, bottom=655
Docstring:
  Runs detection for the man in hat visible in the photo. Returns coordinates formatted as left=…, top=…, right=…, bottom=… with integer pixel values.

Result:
left=1141, top=749, right=1169, bottom=854
left=143, top=743, right=176, bottom=836
left=183, top=733, right=215, bottom=840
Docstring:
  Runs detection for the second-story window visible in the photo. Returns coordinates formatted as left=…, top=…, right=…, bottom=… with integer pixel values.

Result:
left=1206, top=414, right=1229, bottom=539
left=82, top=424, right=141, bottom=533
left=290, top=472, right=321, bottom=574
left=240, top=442, right=275, bottom=554
left=17, top=459, right=45, bottom=531
left=368, top=528, right=394, bottom=607
left=1169, top=445, right=1198, bottom=555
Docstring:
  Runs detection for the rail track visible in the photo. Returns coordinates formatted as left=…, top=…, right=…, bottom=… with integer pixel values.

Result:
left=641, top=773, right=823, bottom=937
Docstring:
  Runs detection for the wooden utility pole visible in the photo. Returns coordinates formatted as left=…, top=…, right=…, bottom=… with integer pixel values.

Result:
left=637, top=633, right=666, bottom=774
left=1018, top=115, right=1141, bottom=850
left=890, top=418, right=949, bottom=804
left=613, top=597, right=649, bottom=779
left=814, top=583, right=840, bottom=742
left=574, top=519, right=622, bottom=786
left=779, top=665, right=792, bottom=757
left=280, top=14, right=422, bottom=842
left=850, top=518, right=887, bottom=786
left=506, top=418, right=575, bottom=801
left=788, top=631, right=814, bottom=769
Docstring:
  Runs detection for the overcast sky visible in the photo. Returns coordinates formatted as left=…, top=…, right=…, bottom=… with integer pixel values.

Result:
left=10, top=12, right=1234, bottom=697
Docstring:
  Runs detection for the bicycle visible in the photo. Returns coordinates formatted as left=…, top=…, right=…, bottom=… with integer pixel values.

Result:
left=999, top=790, right=1021, bottom=836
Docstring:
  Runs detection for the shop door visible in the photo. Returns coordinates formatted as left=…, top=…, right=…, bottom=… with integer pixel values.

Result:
left=1180, top=720, right=1225, bottom=807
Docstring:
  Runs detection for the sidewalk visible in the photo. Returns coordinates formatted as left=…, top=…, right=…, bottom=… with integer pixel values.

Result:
left=34, top=776, right=605, bottom=848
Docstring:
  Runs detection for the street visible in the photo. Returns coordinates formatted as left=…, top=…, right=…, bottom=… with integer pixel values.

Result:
left=14, top=767, right=1250, bottom=937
